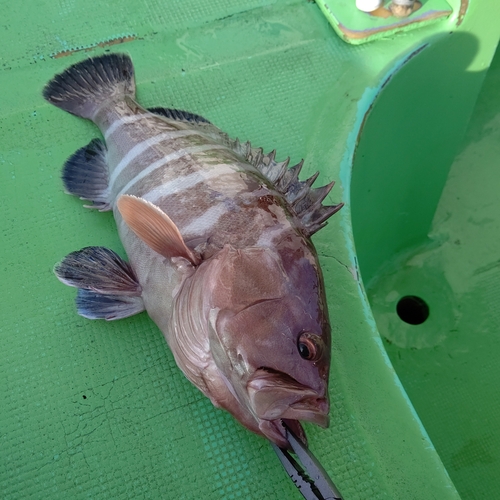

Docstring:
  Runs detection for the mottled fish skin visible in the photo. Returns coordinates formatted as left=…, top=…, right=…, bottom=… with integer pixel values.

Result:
left=44, top=54, right=341, bottom=447
left=96, top=99, right=293, bottom=254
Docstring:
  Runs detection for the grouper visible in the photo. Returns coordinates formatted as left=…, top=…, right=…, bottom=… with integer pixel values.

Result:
left=43, top=53, right=343, bottom=447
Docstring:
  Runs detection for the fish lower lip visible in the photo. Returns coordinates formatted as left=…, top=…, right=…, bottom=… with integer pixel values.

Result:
left=289, top=397, right=329, bottom=415
left=247, top=368, right=329, bottom=425
left=280, top=398, right=330, bottom=428
left=296, top=411, right=329, bottom=428
left=258, top=419, right=306, bottom=449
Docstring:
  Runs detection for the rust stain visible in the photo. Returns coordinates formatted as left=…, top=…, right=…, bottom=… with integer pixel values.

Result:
left=338, top=8, right=451, bottom=40
left=52, top=35, right=136, bottom=59
left=369, top=6, right=392, bottom=19
left=457, top=0, right=469, bottom=26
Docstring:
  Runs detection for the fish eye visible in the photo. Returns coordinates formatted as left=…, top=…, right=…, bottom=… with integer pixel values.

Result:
left=297, top=332, right=323, bottom=362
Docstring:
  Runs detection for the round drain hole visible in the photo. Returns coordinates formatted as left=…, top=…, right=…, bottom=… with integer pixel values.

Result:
left=396, top=296, right=429, bottom=325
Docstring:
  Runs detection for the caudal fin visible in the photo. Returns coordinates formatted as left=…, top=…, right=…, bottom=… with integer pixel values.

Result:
left=43, top=53, right=135, bottom=119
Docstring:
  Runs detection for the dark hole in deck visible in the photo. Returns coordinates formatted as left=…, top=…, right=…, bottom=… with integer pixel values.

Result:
left=396, top=296, right=429, bottom=325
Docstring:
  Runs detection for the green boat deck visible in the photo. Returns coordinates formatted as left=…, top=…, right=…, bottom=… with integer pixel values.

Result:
left=1, top=1, right=499, bottom=498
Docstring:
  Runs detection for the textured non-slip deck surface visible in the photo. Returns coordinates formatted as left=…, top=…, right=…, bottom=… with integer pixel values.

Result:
left=2, top=0, right=495, bottom=498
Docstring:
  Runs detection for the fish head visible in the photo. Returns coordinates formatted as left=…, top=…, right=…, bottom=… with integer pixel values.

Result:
left=205, top=241, right=330, bottom=446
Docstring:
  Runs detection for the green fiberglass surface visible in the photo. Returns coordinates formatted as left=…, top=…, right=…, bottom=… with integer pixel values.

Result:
left=353, top=44, right=500, bottom=498
left=1, top=0, right=499, bottom=499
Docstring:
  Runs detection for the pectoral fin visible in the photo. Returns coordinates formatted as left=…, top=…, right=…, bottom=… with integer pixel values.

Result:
left=117, top=195, right=200, bottom=266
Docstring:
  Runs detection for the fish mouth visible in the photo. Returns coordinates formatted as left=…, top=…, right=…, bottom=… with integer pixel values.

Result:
left=247, top=368, right=329, bottom=446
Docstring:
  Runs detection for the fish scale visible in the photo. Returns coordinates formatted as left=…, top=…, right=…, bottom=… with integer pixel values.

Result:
left=94, top=103, right=272, bottom=245
left=44, top=52, right=342, bottom=449
left=99, top=110, right=291, bottom=251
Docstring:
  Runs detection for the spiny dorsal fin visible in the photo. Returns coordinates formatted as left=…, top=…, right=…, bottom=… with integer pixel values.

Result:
left=117, top=195, right=200, bottom=266
left=237, top=143, right=344, bottom=236
left=145, top=104, right=343, bottom=234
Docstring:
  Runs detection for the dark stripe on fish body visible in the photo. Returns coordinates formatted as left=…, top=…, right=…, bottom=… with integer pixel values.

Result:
left=110, top=140, right=212, bottom=198
left=99, top=109, right=244, bottom=198
left=123, top=163, right=258, bottom=241
left=108, top=132, right=208, bottom=188
left=89, top=89, right=299, bottom=255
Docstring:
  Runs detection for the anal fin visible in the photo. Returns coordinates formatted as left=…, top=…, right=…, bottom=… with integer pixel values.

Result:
left=55, top=246, right=145, bottom=320
left=62, top=138, right=110, bottom=211
left=76, top=289, right=144, bottom=320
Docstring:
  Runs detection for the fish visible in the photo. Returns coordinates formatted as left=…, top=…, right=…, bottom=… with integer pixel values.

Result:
left=43, top=53, right=343, bottom=448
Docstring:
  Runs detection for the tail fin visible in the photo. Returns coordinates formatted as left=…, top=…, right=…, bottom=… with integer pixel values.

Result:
left=43, top=53, right=135, bottom=119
